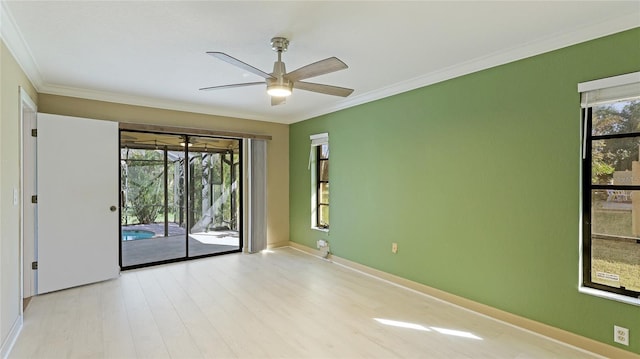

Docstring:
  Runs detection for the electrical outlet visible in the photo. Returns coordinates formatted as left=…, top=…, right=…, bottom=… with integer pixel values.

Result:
left=392, top=242, right=398, bottom=254
left=614, top=326, right=629, bottom=346
left=317, top=239, right=327, bottom=248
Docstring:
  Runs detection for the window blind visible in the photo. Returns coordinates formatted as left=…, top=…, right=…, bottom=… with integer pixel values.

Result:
left=248, top=139, right=267, bottom=253
left=310, top=132, right=329, bottom=146
left=579, top=72, right=640, bottom=108
left=309, top=132, right=328, bottom=169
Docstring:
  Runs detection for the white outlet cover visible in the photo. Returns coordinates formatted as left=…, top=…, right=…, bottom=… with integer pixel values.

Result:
left=614, top=325, right=629, bottom=346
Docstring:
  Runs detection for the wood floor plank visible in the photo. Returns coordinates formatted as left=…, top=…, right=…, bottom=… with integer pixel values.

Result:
left=151, top=266, right=238, bottom=358
left=136, top=269, right=205, bottom=359
left=120, top=272, right=171, bottom=359
left=100, top=278, right=139, bottom=359
left=9, top=247, right=599, bottom=359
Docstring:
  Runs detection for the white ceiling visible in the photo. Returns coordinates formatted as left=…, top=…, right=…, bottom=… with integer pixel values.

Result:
left=2, top=1, right=639, bottom=124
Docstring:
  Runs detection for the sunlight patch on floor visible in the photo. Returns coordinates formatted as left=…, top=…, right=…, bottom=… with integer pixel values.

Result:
left=374, top=318, right=483, bottom=340
left=374, top=318, right=431, bottom=332
left=431, top=326, right=483, bottom=340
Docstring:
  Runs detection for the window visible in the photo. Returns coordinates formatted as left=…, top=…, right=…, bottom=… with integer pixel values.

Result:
left=581, top=72, right=640, bottom=300
left=310, top=133, right=329, bottom=230
left=317, top=143, right=330, bottom=228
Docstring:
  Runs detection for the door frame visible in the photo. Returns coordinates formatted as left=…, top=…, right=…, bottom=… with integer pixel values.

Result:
left=19, top=87, right=37, bottom=311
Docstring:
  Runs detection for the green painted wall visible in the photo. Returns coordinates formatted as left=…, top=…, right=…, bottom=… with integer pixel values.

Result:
left=290, top=28, right=640, bottom=353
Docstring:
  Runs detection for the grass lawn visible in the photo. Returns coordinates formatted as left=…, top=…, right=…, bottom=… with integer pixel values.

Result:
left=592, top=237, right=640, bottom=292
left=591, top=205, right=640, bottom=292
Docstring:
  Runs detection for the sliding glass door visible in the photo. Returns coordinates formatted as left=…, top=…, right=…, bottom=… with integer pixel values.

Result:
left=187, top=136, right=241, bottom=257
left=120, top=140, right=185, bottom=266
left=120, top=131, right=242, bottom=269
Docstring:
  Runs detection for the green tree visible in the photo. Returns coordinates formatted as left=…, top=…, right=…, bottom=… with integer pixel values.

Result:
left=591, top=101, right=640, bottom=183
left=123, top=149, right=164, bottom=224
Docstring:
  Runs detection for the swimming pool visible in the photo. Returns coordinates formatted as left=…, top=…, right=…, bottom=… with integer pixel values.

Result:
left=121, top=230, right=155, bottom=241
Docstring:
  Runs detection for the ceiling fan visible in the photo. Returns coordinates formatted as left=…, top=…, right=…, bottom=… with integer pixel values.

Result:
left=200, top=37, right=354, bottom=106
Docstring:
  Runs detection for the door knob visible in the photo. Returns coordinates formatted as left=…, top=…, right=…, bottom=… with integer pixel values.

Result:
left=110, top=205, right=117, bottom=212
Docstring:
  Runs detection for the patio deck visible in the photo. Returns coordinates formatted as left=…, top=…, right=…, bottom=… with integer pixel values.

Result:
left=121, top=223, right=240, bottom=267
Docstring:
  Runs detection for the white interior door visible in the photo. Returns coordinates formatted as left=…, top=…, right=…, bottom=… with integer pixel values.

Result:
left=37, top=113, right=120, bottom=294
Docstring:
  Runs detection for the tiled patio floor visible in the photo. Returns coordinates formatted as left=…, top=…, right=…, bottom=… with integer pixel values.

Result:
left=121, top=223, right=240, bottom=267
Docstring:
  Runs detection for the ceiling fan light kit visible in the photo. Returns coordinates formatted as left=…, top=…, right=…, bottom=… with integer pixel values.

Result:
left=200, top=36, right=353, bottom=105
left=266, top=82, right=292, bottom=97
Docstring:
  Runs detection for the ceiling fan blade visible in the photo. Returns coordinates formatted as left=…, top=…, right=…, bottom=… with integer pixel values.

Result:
left=293, top=81, right=354, bottom=97
left=206, top=52, right=274, bottom=79
left=199, top=82, right=264, bottom=91
left=286, top=57, right=348, bottom=82
left=271, top=96, right=286, bottom=106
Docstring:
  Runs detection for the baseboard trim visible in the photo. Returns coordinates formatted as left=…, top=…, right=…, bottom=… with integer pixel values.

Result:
left=267, top=241, right=290, bottom=250
left=287, top=241, right=638, bottom=359
left=0, top=314, right=23, bottom=359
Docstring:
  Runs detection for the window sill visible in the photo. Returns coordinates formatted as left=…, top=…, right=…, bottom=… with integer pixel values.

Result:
left=312, top=227, right=329, bottom=233
left=579, top=286, right=640, bottom=306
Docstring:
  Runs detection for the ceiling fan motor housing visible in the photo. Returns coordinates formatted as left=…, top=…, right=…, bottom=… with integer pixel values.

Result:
left=267, top=57, right=292, bottom=96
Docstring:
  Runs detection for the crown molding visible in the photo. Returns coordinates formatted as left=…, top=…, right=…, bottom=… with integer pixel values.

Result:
left=0, top=1, right=283, bottom=124
left=2, top=0, right=638, bottom=125
left=0, top=0, right=44, bottom=90
left=39, top=83, right=282, bottom=123
left=292, top=14, right=640, bottom=123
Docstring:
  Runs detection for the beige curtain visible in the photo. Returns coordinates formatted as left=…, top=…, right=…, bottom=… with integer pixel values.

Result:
left=248, top=139, right=267, bottom=253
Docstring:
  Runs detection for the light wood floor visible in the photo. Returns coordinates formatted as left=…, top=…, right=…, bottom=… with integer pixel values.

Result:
left=10, top=247, right=598, bottom=358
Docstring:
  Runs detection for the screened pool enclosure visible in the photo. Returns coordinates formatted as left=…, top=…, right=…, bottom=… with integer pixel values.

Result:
left=120, top=131, right=242, bottom=268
